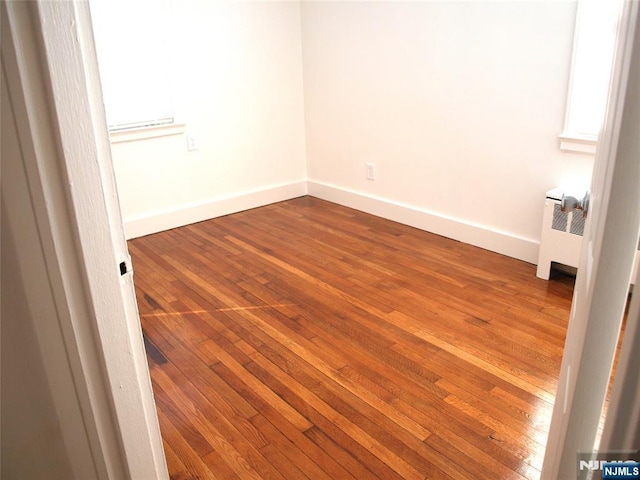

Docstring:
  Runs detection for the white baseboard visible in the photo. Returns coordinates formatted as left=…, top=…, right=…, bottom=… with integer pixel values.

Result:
left=307, top=180, right=539, bottom=264
left=124, top=179, right=540, bottom=264
left=123, top=181, right=308, bottom=239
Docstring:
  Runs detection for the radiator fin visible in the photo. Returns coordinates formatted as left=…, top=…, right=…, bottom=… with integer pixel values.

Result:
left=552, top=205, right=568, bottom=232
left=551, top=204, right=586, bottom=236
left=569, top=213, right=586, bottom=236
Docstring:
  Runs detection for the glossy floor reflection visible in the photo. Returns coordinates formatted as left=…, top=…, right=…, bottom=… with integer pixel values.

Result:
left=131, top=197, right=577, bottom=480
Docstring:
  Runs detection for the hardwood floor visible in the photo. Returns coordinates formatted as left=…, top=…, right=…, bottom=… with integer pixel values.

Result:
left=129, top=196, right=575, bottom=480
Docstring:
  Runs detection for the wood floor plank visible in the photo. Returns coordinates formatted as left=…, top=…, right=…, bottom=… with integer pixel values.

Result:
left=210, top=361, right=364, bottom=480
left=161, top=440, right=192, bottom=480
left=201, top=449, right=242, bottom=480
left=231, top=303, right=434, bottom=441
left=242, top=353, right=426, bottom=480
left=130, top=196, right=579, bottom=480
left=155, top=403, right=216, bottom=480
left=242, top=337, right=448, bottom=475
left=153, top=364, right=279, bottom=480
left=222, top=228, right=562, bottom=391
left=250, top=415, right=334, bottom=480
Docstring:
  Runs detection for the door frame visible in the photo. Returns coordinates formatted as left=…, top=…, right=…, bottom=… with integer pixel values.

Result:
left=4, top=0, right=639, bottom=477
left=2, top=1, right=167, bottom=478
left=541, top=1, right=640, bottom=478
left=597, top=0, right=640, bottom=454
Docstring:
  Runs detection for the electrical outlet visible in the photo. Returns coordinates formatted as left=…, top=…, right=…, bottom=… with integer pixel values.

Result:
left=366, top=162, right=376, bottom=180
left=186, top=133, right=198, bottom=151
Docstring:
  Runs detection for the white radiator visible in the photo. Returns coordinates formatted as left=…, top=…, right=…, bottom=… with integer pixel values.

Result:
left=536, top=187, right=639, bottom=284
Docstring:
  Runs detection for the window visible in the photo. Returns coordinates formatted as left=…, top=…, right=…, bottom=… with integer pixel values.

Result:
left=89, top=0, right=175, bottom=132
left=559, top=0, right=624, bottom=154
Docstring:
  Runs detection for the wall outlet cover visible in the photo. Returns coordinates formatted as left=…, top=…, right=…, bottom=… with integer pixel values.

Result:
left=366, top=162, right=376, bottom=180
left=186, top=133, right=199, bottom=151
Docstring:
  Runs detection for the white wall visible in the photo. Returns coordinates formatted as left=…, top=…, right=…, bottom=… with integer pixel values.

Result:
left=301, top=1, right=593, bottom=262
left=109, top=0, right=308, bottom=238
left=109, top=0, right=596, bottom=263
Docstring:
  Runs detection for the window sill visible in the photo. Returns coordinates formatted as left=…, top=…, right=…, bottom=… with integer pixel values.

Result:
left=109, top=123, right=186, bottom=144
left=559, top=132, right=598, bottom=155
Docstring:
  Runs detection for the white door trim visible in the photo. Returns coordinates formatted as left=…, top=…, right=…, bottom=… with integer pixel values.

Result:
left=599, top=7, right=640, bottom=452
left=600, top=268, right=640, bottom=451
left=541, top=1, right=640, bottom=478
left=2, top=1, right=168, bottom=478
left=5, top=0, right=639, bottom=478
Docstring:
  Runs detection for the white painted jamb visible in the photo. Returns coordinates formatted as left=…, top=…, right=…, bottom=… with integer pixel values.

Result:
left=3, top=1, right=168, bottom=478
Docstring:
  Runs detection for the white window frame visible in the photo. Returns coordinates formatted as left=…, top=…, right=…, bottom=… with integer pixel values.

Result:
left=559, top=0, right=624, bottom=155
left=89, top=0, right=182, bottom=140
